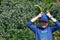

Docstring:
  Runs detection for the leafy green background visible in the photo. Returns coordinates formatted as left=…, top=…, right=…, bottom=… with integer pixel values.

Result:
left=0, top=0, right=60, bottom=40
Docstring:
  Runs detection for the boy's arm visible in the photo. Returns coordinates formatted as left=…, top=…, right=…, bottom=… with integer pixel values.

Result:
left=46, top=11, right=57, bottom=22
left=26, top=12, right=43, bottom=33
left=47, top=12, right=60, bottom=32
left=31, top=12, right=43, bottom=22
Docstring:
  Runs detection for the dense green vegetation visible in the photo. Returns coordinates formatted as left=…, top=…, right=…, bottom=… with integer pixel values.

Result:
left=0, top=0, right=60, bottom=40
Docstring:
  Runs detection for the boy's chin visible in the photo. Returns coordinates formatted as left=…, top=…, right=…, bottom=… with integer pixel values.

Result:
left=42, top=26, right=47, bottom=28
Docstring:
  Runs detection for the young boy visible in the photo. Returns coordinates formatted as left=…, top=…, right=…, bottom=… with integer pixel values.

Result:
left=26, top=12, right=60, bottom=40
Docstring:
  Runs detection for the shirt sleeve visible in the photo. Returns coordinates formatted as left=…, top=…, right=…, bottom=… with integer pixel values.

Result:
left=26, top=21, right=37, bottom=33
left=50, top=21, right=60, bottom=32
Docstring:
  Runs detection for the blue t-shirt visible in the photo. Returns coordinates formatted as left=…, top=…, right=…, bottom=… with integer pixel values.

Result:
left=26, top=21, right=60, bottom=40
left=40, top=29, right=47, bottom=40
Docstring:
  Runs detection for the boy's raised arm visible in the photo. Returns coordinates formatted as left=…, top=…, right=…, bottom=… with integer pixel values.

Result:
left=26, top=12, right=43, bottom=33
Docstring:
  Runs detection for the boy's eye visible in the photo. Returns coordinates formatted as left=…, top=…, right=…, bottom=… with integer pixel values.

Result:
left=40, top=21, right=48, bottom=23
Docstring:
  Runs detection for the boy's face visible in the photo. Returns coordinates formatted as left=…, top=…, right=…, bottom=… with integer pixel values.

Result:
left=39, top=21, right=49, bottom=28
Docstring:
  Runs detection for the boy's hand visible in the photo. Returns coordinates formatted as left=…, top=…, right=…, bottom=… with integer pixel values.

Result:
left=37, top=12, right=43, bottom=18
left=46, top=11, right=52, bottom=18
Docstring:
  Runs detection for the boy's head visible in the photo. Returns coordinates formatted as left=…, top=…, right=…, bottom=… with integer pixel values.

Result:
left=39, top=13, right=49, bottom=28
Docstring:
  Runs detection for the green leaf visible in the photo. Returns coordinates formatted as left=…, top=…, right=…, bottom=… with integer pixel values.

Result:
left=34, top=5, right=43, bottom=11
